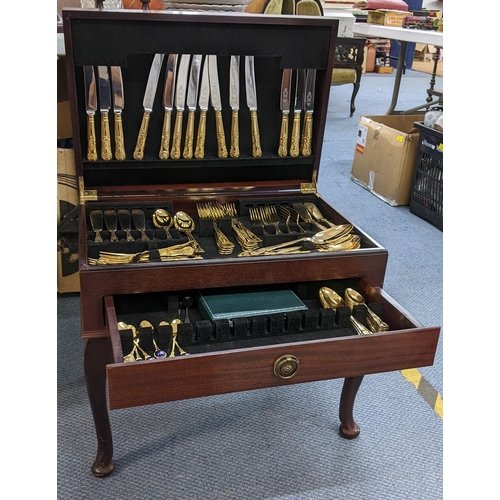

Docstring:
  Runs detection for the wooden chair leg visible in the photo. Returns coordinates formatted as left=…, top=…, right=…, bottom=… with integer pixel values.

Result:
left=350, top=82, right=360, bottom=117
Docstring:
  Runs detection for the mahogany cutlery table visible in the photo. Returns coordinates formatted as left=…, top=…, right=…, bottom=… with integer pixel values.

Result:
left=62, top=7, right=440, bottom=477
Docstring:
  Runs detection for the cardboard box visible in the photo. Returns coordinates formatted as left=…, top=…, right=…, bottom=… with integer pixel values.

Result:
left=351, top=115, right=423, bottom=206
left=414, top=43, right=440, bottom=62
left=57, top=57, right=73, bottom=140
left=375, top=65, right=393, bottom=74
left=57, top=148, right=80, bottom=293
left=367, top=10, right=408, bottom=27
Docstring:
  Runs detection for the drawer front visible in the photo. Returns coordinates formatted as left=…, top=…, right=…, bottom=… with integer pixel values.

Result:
left=107, top=328, right=438, bottom=410
left=104, top=279, right=439, bottom=410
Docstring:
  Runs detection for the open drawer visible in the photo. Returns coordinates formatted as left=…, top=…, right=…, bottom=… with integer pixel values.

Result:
left=104, top=277, right=440, bottom=410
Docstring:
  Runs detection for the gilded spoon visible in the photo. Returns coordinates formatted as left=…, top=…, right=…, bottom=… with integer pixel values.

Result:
left=344, top=288, right=389, bottom=333
left=318, top=287, right=372, bottom=336
left=173, top=211, right=204, bottom=253
left=153, top=208, right=173, bottom=239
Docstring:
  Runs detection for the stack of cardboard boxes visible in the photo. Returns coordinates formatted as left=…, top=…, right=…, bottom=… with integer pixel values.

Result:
left=57, top=54, right=80, bottom=293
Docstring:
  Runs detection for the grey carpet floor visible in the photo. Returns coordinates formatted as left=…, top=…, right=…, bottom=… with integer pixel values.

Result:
left=57, top=70, right=443, bottom=499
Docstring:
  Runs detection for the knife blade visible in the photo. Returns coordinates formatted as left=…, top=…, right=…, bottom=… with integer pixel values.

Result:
left=208, top=55, right=228, bottom=159
left=229, top=55, right=240, bottom=158
left=290, top=68, right=305, bottom=157
left=110, top=66, right=126, bottom=161
left=245, top=55, right=262, bottom=158
left=170, top=54, right=191, bottom=160
left=301, top=68, right=316, bottom=157
left=159, top=54, right=178, bottom=160
left=83, top=65, right=98, bottom=161
left=278, top=68, right=292, bottom=157
left=183, top=54, right=202, bottom=159
left=194, top=56, right=210, bottom=159
left=133, top=53, right=164, bottom=160
left=97, top=66, right=112, bottom=161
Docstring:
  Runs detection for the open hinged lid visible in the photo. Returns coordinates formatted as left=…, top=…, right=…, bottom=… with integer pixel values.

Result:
left=62, top=8, right=339, bottom=202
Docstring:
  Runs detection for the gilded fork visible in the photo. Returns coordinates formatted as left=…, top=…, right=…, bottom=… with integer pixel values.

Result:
left=196, top=202, right=235, bottom=255
left=249, top=207, right=269, bottom=235
left=279, top=205, right=306, bottom=233
left=221, top=203, right=261, bottom=251
left=265, top=205, right=282, bottom=234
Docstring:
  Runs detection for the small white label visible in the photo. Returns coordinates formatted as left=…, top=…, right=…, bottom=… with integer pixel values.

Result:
left=357, top=124, right=368, bottom=147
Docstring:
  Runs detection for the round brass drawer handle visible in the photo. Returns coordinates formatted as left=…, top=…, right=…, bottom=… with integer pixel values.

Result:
left=274, top=355, right=300, bottom=379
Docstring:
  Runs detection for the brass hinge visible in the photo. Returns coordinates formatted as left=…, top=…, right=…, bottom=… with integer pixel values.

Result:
left=300, top=182, right=317, bottom=194
left=79, top=176, right=98, bottom=204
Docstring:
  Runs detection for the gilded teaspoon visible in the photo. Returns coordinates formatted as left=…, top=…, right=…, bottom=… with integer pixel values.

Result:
left=139, top=320, right=167, bottom=359
left=117, top=322, right=152, bottom=360
left=117, top=321, right=141, bottom=361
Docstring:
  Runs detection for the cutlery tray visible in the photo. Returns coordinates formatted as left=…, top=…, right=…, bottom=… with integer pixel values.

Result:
left=84, top=195, right=373, bottom=260
left=112, top=279, right=386, bottom=357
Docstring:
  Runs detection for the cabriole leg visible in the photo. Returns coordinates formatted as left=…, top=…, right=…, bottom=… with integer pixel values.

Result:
left=339, top=375, right=364, bottom=439
left=84, top=337, right=115, bottom=477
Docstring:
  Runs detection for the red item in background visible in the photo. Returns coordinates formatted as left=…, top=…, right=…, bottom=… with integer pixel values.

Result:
left=356, top=0, right=409, bottom=11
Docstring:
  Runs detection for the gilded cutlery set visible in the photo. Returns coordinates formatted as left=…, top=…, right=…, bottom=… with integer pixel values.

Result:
left=84, top=54, right=318, bottom=162
left=87, top=201, right=361, bottom=265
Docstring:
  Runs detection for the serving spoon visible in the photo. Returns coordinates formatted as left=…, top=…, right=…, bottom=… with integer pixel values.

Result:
left=344, top=288, right=389, bottom=332
left=173, top=211, right=204, bottom=253
left=153, top=209, right=173, bottom=239
left=238, top=225, right=353, bottom=257
left=318, top=287, right=372, bottom=335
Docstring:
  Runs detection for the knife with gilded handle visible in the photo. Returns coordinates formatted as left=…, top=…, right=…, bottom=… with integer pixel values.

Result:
left=110, top=66, right=126, bottom=160
left=159, top=54, right=177, bottom=160
left=245, top=56, right=262, bottom=158
left=83, top=66, right=98, bottom=161
left=133, top=53, right=164, bottom=160
left=183, top=54, right=202, bottom=159
left=208, top=55, right=228, bottom=159
left=97, top=66, right=112, bottom=161
left=278, top=68, right=292, bottom=157
left=301, top=68, right=316, bottom=157
left=229, top=55, right=240, bottom=158
left=170, top=54, right=191, bottom=160
left=194, top=57, right=210, bottom=159
left=290, top=69, right=305, bottom=157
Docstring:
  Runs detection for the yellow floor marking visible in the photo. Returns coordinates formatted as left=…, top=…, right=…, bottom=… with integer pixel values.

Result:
left=401, top=368, right=443, bottom=420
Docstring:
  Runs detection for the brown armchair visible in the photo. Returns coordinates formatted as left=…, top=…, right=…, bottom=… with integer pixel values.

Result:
left=331, top=37, right=366, bottom=117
